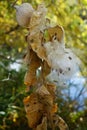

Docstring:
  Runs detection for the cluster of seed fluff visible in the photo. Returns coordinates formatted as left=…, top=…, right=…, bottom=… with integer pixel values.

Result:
left=44, top=34, right=80, bottom=85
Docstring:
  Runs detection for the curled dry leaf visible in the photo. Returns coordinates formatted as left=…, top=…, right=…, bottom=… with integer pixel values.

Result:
left=23, top=84, right=58, bottom=129
left=45, top=83, right=56, bottom=100
left=23, top=45, right=30, bottom=65
left=36, top=85, right=50, bottom=96
left=41, top=61, right=51, bottom=80
left=24, top=50, right=41, bottom=88
left=23, top=93, right=44, bottom=128
left=27, top=32, right=47, bottom=60
left=23, top=94, right=68, bottom=130
left=23, top=52, right=30, bottom=65
left=44, top=84, right=58, bottom=114
left=47, top=25, right=64, bottom=43
left=36, top=84, right=57, bottom=113
left=36, top=85, right=53, bottom=109
left=51, top=103, right=58, bottom=114
left=36, top=85, right=57, bottom=116
left=53, top=114, right=69, bottom=130
left=23, top=91, right=53, bottom=129
left=35, top=116, right=47, bottom=130
left=29, top=3, right=47, bottom=35
left=23, top=96, right=30, bottom=113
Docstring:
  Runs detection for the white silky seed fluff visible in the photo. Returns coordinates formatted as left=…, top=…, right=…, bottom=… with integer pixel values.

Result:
left=44, top=39, right=80, bottom=85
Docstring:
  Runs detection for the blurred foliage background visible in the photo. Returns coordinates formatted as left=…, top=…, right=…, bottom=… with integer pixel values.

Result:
left=0, top=0, right=87, bottom=130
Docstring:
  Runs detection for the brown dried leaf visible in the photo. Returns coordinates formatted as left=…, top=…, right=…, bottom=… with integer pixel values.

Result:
left=29, top=3, right=47, bottom=34
left=23, top=94, right=44, bottom=128
left=23, top=52, right=30, bottom=65
left=24, top=70, right=36, bottom=86
left=48, top=25, right=64, bottom=43
left=23, top=45, right=30, bottom=65
left=37, top=46, right=47, bottom=60
left=23, top=85, right=57, bottom=129
left=51, top=103, right=58, bottom=114
left=24, top=50, right=41, bottom=87
left=46, top=83, right=56, bottom=100
left=35, top=116, right=47, bottom=130
left=27, top=32, right=47, bottom=60
left=53, top=114, right=69, bottom=130
left=23, top=96, right=30, bottom=113
left=36, top=85, right=54, bottom=112
left=36, top=85, right=50, bottom=96
left=41, top=61, right=51, bottom=79
left=28, top=31, right=40, bottom=45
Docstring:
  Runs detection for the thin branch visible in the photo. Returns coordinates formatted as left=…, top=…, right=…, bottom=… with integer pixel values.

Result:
left=11, top=0, right=18, bottom=8
left=75, top=104, right=85, bottom=110
left=74, top=87, right=85, bottom=101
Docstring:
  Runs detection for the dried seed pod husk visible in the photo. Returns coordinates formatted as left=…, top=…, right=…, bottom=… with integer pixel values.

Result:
left=24, top=50, right=41, bottom=88
left=23, top=52, right=30, bottom=65
left=24, top=68, right=36, bottom=87
left=51, top=103, right=58, bottom=114
left=53, top=114, right=69, bottom=130
left=41, top=61, right=51, bottom=80
left=35, top=116, right=47, bottom=130
left=23, top=96, right=30, bottom=113
left=23, top=45, right=31, bottom=65
left=27, top=32, right=47, bottom=60
left=29, top=3, right=47, bottom=35
left=17, top=3, right=70, bottom=130
left=45, top=83, right=56, bottom=100
left=23, top=94, right=44, bottom=128
left=36, top=85, right=54, bottom=113
left=36, top=85, right=56, bottom=130
left=23, top=85, right=58, bottom=129
left=47, top=25, right=64, bottom=43
left=36, top=85, right=50, bottom=96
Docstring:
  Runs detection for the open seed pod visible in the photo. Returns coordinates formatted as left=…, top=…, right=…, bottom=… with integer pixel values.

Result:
left=45, top=83, right=56, bottom=100
left=53, top=114, right=69, bottom=130
left=23, top=84, right=58, bottom=129
left=47, top=25, right=64, bottom=43
left=29, top=3, right=47, bottom=35
left=36, top=85, right=55, bottom=116
left=23, top=94, right=44, bottom=128
left=27, top=32, right=47, bottom=61
left=24, top=50, right=41, bottom=90
left=35, top=116, right=47, bottom=130
left=41, top=61, right=51, bottom=80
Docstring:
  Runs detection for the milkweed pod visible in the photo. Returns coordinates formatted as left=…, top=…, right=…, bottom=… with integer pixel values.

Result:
left=47, top=25, right=65, bottom=43
left=15, top=3, right=34, bottom=27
